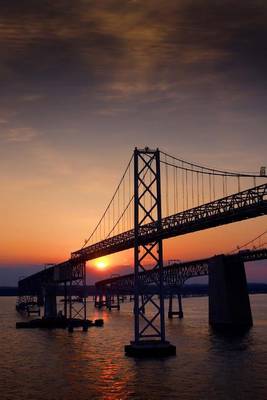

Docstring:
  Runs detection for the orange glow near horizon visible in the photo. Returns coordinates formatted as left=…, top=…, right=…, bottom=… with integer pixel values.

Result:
left=1, top=218, right=267, bottom=268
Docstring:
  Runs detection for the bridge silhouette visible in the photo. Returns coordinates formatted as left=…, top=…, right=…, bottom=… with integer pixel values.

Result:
left=95, top=247, right=267, bottom=294
left=94, top=246, right=267, bottom=321
left=18, top=147, right=267, bottom=356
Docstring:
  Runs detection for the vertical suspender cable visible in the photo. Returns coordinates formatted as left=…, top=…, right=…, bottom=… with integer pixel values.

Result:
left=191, top=165, right=194, bottom=207
left=197, top=171, right=199, bottom=206
left=209, top=174, right=212, bottom=202
left=112, top=194, right=115, bottom=235
left=201, top=167, right=204, bottom=204
left=150, top=168, right=153, bottom=216
left=165, top=154, right=169, bottom=216
left=185, top=168, right=188, bottom=209
left=182, top=162, right=185, bottom=210
left=118, top=189, right=120, bottom=234
left=176, top=165, right=179, bottom=212
left=123, top=177, right=125, bottom=232
left=108, top=207, right=110, bottom=238
left=213, top=171, right=215, bottom=201
left=173, top=162, right=176, bottom=214
left=129, top=163, right=132, bottom=230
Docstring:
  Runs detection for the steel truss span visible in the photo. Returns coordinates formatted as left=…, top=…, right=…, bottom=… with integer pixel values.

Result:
left=95, top=248, right=267, bottom=294
left=19, top=183, right=267, bottom=292
left=72, top=183, right=267, bottom=262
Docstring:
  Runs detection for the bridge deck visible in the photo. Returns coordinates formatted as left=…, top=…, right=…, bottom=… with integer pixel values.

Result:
left=19, top=184, right=267, bottom=292
left=95, top=248, right=267, bottom=293
left=72, top=183, right=267, bottom=261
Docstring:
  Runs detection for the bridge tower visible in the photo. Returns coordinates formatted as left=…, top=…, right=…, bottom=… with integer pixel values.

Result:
left=67, top=259, right=88, bottom=332
left=125, top=147, right=176, bottom=357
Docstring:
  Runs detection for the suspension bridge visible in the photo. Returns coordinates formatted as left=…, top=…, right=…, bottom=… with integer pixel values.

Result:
left=17, top=147, right=267, bottom=356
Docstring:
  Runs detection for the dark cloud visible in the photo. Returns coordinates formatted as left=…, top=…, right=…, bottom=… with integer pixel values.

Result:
left=0, top=0, right=266, bottom=143
left=1, top=1, right=266, bottom=89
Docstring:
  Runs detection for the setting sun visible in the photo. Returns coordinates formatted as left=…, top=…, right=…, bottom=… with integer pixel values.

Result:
left=95, top=258, right=108, bottom=270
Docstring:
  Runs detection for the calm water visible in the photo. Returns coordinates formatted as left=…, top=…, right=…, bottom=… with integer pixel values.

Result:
left=1, top=295, right=267, bottom=400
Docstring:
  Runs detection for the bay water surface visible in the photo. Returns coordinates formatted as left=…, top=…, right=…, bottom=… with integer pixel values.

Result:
left=1, top=295, right=267, bottom=400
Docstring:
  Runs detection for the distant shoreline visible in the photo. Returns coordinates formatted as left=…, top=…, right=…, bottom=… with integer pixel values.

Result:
left=1, top=283, right=267, bottom=297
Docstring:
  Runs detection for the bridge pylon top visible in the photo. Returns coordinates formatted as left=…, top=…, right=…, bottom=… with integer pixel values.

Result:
left=134, top=146, right=159, bottom=154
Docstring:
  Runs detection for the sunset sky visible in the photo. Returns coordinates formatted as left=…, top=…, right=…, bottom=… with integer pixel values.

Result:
left=1, top=0, right=267, bottom=284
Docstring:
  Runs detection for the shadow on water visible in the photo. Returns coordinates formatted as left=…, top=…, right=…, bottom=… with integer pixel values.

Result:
left=208, top=325, right=254, bottom=352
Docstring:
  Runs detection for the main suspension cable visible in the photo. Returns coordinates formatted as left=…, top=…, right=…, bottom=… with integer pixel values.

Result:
left=160, top=150, right=266, bottom=178
left=82, top=154, right=134, bottom=249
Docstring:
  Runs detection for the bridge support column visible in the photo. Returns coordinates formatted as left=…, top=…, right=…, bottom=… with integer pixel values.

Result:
left=94, top=294, right=99, bottom=308
left=140, top=295, right=146, bottom=314
left=106, top=295, right=111, bottom=309
left=178, top=293, right=183, bottom=319
left=125, top=147, right=175, bottom=357
left=208, top=255, right=252, bottom=331
left=37, top=291, right=44, bottom=307
left=44, top=285, right=57, bottom=318
left=168, top=294, right=173, bottom=319
left=168, top=293, right=183, bottom=319
left=67, top=260, right=87, bottom=332
left=95, top=294, right=105, bottom=308
left=63, top=282, right=68, bottom=318
left=107, top=294, right=120, bottom=310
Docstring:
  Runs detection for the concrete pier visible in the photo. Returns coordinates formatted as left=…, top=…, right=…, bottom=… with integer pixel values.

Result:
left=125, top=340, right=176, bottom=357
left=208, top=255, right=252, bottom=331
